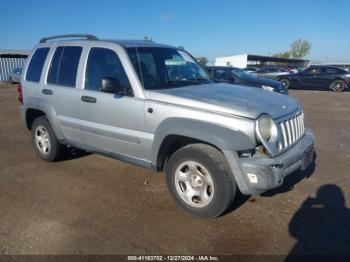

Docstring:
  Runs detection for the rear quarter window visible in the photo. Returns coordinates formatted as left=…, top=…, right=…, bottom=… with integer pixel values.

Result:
left=25, top=47, right=50, bottom=82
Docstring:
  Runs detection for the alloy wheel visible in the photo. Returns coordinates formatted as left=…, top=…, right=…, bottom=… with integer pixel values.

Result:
left=330, top=80, right=346, bottom=92
left=280, top=79, right=290, bottom=89
left=34, top=125, right=51, bottom=155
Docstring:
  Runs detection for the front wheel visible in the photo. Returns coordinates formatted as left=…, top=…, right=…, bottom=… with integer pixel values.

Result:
left=329, top=79, right=347, bottom=92
left=280, top=78, right=291, bottom=89
left=165, top=144, right=236, bottom=218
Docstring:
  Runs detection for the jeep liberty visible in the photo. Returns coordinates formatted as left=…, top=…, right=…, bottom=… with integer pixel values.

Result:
left=19, top=34, right=315, bottom=218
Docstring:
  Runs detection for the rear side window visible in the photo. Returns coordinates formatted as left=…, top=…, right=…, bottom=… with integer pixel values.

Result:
left=47, top=46, right=82, bottom=87
left=320, top=67, right=342, bottom=74
left=26, top=48, right=50, bottom=82
left=47, top=47, right=64, bottom=84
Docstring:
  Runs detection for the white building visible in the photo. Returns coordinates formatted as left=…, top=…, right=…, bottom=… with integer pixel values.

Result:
left=215, top=54, right=309, bottom=68
left=215, top=54, right=248, bottom=68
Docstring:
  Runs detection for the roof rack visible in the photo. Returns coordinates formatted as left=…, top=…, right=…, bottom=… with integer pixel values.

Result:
left=39, top=34, right=99, bottom=43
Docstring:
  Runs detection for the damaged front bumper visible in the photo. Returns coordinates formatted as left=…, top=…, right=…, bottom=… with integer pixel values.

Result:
left=223, top=128, right=315, bottom=195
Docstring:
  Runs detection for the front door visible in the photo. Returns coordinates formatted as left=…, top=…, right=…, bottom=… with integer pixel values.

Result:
left=78, top=47, right=146, bottom=161
left=298, top=67, right=320, bottom=88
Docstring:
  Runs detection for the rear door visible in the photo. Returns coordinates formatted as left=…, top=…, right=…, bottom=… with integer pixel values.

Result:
left=77, top=45, right=146, bottom=160
left=318, top=67, right=341, bottom=88
left=41, top=44, right=85, bottom=144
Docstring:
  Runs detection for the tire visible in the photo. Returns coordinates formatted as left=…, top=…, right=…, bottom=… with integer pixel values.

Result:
left=165, top=143, right=237, bottom=218
left=329, top=79, right=347, bottom=92
left=31, top=116, right=64, bottom=162
left=280, top=78, right=291, bottom=89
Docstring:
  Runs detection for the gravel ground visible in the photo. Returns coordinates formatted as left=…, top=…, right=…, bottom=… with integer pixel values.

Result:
left=0, top=84, right=349, bottom=256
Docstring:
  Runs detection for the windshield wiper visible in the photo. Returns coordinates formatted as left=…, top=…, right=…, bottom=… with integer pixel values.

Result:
left=167, top=79, right=201, bottom=85
left=168, top=77, right=210, bottom=84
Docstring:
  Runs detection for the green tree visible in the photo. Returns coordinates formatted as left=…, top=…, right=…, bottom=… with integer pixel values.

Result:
left=196, top=57, right=208, bottom=66
left=289, top=39, right=311, bottom=58
left=273, top=39, right=311, bottom=59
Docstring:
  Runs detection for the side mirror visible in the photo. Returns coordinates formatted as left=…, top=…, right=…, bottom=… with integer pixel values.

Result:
left=101, top=77, right=122, bottom=94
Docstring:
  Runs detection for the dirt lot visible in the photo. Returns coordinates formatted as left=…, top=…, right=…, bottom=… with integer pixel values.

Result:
left=0, top=84, right=349, bottom=256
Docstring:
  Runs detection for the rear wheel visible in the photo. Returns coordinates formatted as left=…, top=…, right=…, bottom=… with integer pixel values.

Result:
left=165, top=143, right=236, bottom=218
left=31, top=116, right=64, bottom=161
left=329, top=79, right=347, bottom=92
left=280, top=78, right=291, bottom=89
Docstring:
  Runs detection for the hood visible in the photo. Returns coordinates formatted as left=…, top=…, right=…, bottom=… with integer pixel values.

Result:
left=150, top=83, right=300, bottom=119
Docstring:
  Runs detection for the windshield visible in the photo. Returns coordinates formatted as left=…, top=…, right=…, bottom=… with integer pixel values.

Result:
left=127, top=47, right=211, bottom=90
left=230, top=68, right=253, bottom=80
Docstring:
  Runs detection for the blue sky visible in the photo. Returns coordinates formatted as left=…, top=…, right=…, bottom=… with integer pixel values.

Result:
left=1, top=0, right=349, bottom=62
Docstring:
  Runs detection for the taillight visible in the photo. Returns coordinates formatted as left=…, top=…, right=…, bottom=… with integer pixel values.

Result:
left=17, top=82, right=23, bottom=104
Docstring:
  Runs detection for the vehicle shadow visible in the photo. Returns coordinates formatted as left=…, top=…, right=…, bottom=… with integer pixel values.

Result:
left=285, top=184, right=350, bottom=260
left=262, top=152, right=317, bottom=197
left=223, top=190, right=251, bottom=216
left=59, top=146, right=91, bottom=161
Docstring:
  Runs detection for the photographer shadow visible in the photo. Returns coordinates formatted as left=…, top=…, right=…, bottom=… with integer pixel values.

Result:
left=286, top=184, right=350, bottom=259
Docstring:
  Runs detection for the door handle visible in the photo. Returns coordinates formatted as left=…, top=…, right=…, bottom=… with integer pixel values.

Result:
left=81, top=96, right=97, bottom=103
left=42, top=89, right=53, bottom=95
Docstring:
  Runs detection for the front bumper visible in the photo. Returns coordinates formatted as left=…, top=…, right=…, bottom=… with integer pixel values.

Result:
left=223, top=128, right=315, bottom=195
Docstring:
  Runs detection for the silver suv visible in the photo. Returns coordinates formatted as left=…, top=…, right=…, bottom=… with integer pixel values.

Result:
left=19, top=34, right=315, bottom=218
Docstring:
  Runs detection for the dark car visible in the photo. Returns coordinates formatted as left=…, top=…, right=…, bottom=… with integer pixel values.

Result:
left=207, top=66, right=288, bottom=94
left=255, top=67, right=290, bottom=79
left=243, top=66, right=259, bottom=73
left=278, top=66, right=350, bottom=92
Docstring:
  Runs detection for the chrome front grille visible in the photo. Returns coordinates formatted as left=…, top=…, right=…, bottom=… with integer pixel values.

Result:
left=278, top=112, right=304, bottom=150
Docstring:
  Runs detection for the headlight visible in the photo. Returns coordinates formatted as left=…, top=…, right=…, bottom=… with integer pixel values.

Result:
left=261, top=85, right=275, bottom=92
left=256, top=115, right=277, bottom=142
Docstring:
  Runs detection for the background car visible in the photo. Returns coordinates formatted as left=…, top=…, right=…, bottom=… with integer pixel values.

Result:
left=278, top=66, right=350, bottom=92
left=243, top=67, right=259, bottom=74
left=7, top=67, right=22, bottom=84
left=297, top=67, right=307, bottom=72
left=255, top=67, right=290, bottom=79
left=281, top=66, right=298, bottom=73
left=206, top=66, right=288, bottom=94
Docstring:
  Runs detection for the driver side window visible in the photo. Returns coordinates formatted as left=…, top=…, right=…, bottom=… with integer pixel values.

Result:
left=85, top=48, right=132, bottom=96
left=303, top=68, right=319, bottom=75
left=214, top=69, right=230, bottom=80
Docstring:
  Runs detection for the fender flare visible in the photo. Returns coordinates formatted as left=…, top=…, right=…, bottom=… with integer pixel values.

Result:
left=151, top=117, right=255, bottom=167
left=24, top=97, right=64, bottom=140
